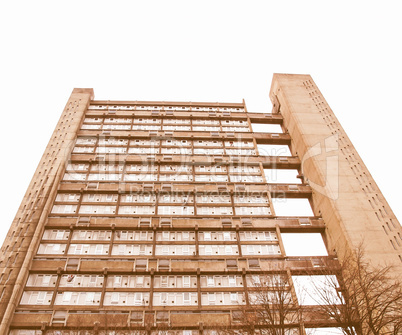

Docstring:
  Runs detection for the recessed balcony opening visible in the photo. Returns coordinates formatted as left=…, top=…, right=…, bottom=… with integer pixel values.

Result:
left=251, top=123, right=283, bottom=133
left=264, top=169, right=301, bottom=184
left=271, top=198, right=314, bottom=217
left=292, top=275, right=341, bottom=306
left=281, top=233, right=328, bottom=256
left=257, top=144, right=291, bottom=156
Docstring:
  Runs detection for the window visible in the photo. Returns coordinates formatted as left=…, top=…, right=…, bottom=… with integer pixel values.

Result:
left=136, top=275, right=145, bottom=287
left=82, top=193, right=117, bottom=203
left=207, top=276, right=214, bottom=287
left=197, top=207, right=233, bottom=215
left=118, top=206, right=155, bottom=215
left=161, top=276, right=168, bottom=288
left=204, top=245, right=212, bottom=255
left=196, top=194, right=231, bottom=204
left=68, top=244, right=109, bottom=255
left=63, top=172, right=87, bottom=181
left=67, top=163, right=89, bottom=171
left=112, top=244, right=152, bottom=256
left=88, top=173, right=121, bottom=181
left=59, top=291, right=99, bottom=305
left=234, top=195, right=269, bottom=204
left=139, top=244, right=146, bottom=255
left=226, top=148, right=256, bottom=156
left=105, top=275, right=150, bottom=289
left=61, top=291, right=72, bottom=303
left=195, top=174, right=228, bottom=182
left=103, top=292, right=149, bottom=306
left=26, top=274, right=57, bottom=287
left=199, top=244, right=238, bottom=256
left=37, top=243, right=66, bottom=255
left=78, top=205, right=116, bottom=214
left=228, top=276, right=237, bottom=287
left=51, top=205, right=77, bottom=214
left=223, top=232, right=231, bottom=241
left=182, top=245, right=190, bottom=255
left=162, top=231, right=170, bottom=240
left=114, top=276, right=122, bottom=287
left=154, top=293, right=175, bottom=306
left=158, top=206, right=194, bottom=215
left=199, top=275, right=241, bottom=288
left=56, top=230, right=67, bottom=239
left=225, top=245, right=233, bottom=255
left=208, top=293, right=216, bottom=305
left=183, top=276, right=191, bottom=288
left=55, top=193, right=80, bottom=202
left=181, top=292, right=191, bottom=305
left=9, top=330, right=43, bottom=335
left=247, top=245, right=255, bottom=255
left=241, top=244, right=280, bottom=255
left=234, top=206, right=271, bottom=215
left=20, top=291, right=53, bottom=305
left=95, top=245, right=104, bottom=255
left=134, top=292, right=143, bottom=306
left=155, top=245, right=196, bottom=256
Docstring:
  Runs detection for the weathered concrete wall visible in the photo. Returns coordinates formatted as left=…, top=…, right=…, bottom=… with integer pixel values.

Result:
left=270, top=74, right=402, bottom=273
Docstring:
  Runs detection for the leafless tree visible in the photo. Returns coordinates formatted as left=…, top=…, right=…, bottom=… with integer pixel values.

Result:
left=230, top=272, right=300, bottom=335
left=304, top=246, right=402, bottom=335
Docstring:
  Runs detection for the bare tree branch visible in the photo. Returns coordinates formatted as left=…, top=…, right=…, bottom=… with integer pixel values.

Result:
left=234, top=272, right=300, bottom=335
left=305, top=246, right=402, bottom=335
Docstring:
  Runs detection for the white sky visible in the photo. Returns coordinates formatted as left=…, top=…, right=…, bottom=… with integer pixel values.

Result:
left=0, top=1, right=401, bottom=247
left=282, top=233, right=328, bottom=257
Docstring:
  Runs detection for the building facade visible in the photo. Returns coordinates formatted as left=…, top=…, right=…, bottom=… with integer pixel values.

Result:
left=0, top=75, right=400, bottom=334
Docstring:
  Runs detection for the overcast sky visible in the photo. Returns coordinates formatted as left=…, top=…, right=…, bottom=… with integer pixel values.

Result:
left=0, top=1, right=401, bottom=247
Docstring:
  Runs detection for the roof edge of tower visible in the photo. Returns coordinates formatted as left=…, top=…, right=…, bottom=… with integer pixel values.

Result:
left=72, top=88, right=95, bottom=100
